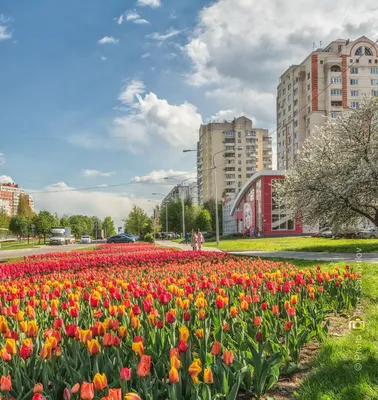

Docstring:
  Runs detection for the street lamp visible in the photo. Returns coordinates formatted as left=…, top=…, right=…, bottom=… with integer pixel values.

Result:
left=152, top=193, right=169, bottom=236
left=148, top=200, right=160, bottom=243
left=183, top=146, right=243, bottom=245
left=164, top=176, right=197, bottom=240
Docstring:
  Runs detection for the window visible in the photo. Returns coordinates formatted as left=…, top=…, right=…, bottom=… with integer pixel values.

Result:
left=238, top=174, right=242, bottom=179
left=351, top=90, right=359, bottom=97
left=271, top=180, right=294, bottom=231
left=350, top=102, right=360, bottom=109
left=372, top=90, right=378, bottom=96
left=331, top=77, right=342, bottom=84
left=307, top=72, right=310, bottom=79
left=288, top=94, right=291, bottom=102
left=288, top=105, right=291, bottom=112
left=371, top=79, right=378, bottom=85
left=294, top=120, right=298, bottom=127
left=338, top=45, right=342, bottom=52
left=288, top=83, right=291, bottom=91
left=307, top=84, right=310, bottom=91
left=355, top=46, right=373, bottom=56
left=320, top=60, right=323, bottom=65
left=282, top=88, right=286, bottom=95
left=331, top=89, right=342, bottom=95
left=308, top=106, right=311, bottom=113
left=294, top=99, right=298, bottom=106
left=238, top=132, right=242, bottom=137
left=331, top=65, right=341, bottom=72
left=350, top=79, right=359, bottom=85
left=238, top=139, right=241, bottom=143
left=238, top=168, right=241, bottom=171
left=369, top=59, right=372, bottom=64
left=350, top=59, right=353, bottom=63
left=331, top=112, right=340, bottom=118
left=371, top=67, right=378, bottom=74
left=351, top=67, right=358, bottom=74
left=293, top=88, right=298, bottom=96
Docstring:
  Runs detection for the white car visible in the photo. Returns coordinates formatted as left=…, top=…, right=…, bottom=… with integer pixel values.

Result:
left=80, top=235, right=92, bottom=244
left=357, top=227, right=378, bottom=239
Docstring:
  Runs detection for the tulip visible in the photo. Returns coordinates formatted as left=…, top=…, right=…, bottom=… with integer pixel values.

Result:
left=20, top=345, right=31, bottom=360
left=178, top=339, right=188, bottom=353
left=118, top=326, right=128, bottom=338
left=170, top=355, right=181, bottom=369
left=137, top=355, right=151, bottom=377
left=169, top=366, right=180, bottom=383
left=131, top=317, right=140, bottom=330
left=165, top=311, right=176, bottom=324
left=179, top=326, right=189, bottom=341
left=132, top=341, right=144, bottom=356
left=198, top=309, right=206, bottom=320
left=79, top=329, right=92, bottom=344
left=65, top=324, right=78, bottom=338
left=272, top=305, right=280, bottom=315
left=204, top=368, right=213, bottom=383
left=72, top=383, right=80, bottom=393
left=93, top=373, right=107, bottom=391
left=87, top=339, right=100, bottom=355
left=120, top=367, right=131, bottom=381
left=124, top=393, right=142, bottom=400
left=5, top=338, right=16, bottom=354
left=40, top=341, right=53, bottom=360
left=222, top=349, right=234, bottom=365
left=240, top=300, right=248, bottom=310
left=188, top=358, right=202, bottom=384
left=27, top=320, right=39, bottom=337
left=108, top=388, right=122, bottom=400
left=32, top=394, right=44, bottom=400
left=211, top=341, right=221, bottom=355
left=256, top=331, right=263, bottom=342
left=0, top=348, right=11, bottom=361
left=63, top=388, right=71, bottom=400
left=33, top=383, right=43, bottom=393
left=254, top=316, right=262, bottom=327
left=229, top=306, right=238, bottom=317
left=196, top=329, right=204, bottom=339
left=0, top=375, right=12, bottom=391
left=103, top=333, right=113, bottom=347
left=80, top=382, right=94, bottom=399
left=288, top=307, right=296, bottom=317
left=183, top=311, right=191, bottom=321
left=284, top=321, right=293, bottom=332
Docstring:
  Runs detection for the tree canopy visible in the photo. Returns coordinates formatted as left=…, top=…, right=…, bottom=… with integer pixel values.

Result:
left=17, top=194, right=33, bottom=217
left=279, top=96, right=378, bottom=228
left=196, top=209, right=212, bottom=232
left=124, top=206, right=149, bottom=236
left=9, top=216, right=28, bottom=236
left=103, top=216, right=116, bottom=237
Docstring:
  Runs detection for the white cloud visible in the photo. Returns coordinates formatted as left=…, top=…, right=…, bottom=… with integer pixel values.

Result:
left=132, top=169, right=195, bottom=183
left=118, top=80, right=145, bottom=104
left=117, top=15, right=124, bottom=25
left=81, top=169, right=116, bottom=178
left=31, top=183, right=154, bottom=227
left=126, top=11, right=140, bottom=21
left=0, top=175, right=13, bottom=184
left=98, top=36, right=119, bottom=45
left=101, top=56, right=107, bottom=61
left=0, top=26, right=11, bottom=41
left=208, top=110, right=237, bottom=122
left=149, top=29, right=181, bottom=41
left=134, top=19, right=149, bottom=24
left=142, top=52, right=151, bottom=58
left=117, top=10, right=150, bottom=25
left=137, top=0, right=161, bottom=8
left=0, top=153, right=5, bottom=166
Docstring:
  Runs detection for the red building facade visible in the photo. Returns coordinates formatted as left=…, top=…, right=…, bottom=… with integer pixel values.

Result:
left=230, top=171, right=303, bottom=236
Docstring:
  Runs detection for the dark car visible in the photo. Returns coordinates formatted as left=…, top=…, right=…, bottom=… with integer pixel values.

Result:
left=106, top=235, right=136, bottom=244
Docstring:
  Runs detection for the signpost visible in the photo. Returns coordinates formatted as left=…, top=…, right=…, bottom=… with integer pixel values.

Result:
left=94, top=221, right=98, bottom=246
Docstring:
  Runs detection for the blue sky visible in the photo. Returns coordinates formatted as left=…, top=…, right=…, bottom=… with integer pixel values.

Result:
left=1, top=0, right=375, bottom=222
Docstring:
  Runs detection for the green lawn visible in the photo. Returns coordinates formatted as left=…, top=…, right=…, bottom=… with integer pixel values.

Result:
left=291, top=259, right=378, bottom=400
left=0, top=240, right=42, bottom=250
left=203, top=236, right=378, bottom=253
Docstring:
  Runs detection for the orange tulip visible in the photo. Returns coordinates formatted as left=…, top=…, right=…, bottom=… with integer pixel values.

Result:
left=222, top=349, right=234, bottom=365
left=107, top=388, right=122, bottom=400
left=179, top=326, right=189, bottom=342
left=132, top=341, right=144, bottom=357
left=204, top=368, right=213, bottom=384
left=170, top=355, right=181, bottom=369
left=188, top=358, right=202, bottom=384
left=196, top=329, right=204, bottom=339
left=137, top=355, right=151, bottom=377
left=93, top=373, right=107, bottom=391
left=103, top=333, right=113, bottom=347
left=72, top=383, right=80, bottom=393
left=118, top=326, right=128, bottom=338
left=290, top=295, right=298, bottom=305
left=0, top=375, right=12, bottom=391
left=80, top=382, right=94, bottom=399
left=169, top=366, right=179, bottom=383
left=79, top=329, right=92, bottom=345
left=87, top=339, right=100, bottom=355
left=5, top=338, right=16, bottom=355
left=211, top=341, right=221, bottom=356
left=124, top=393, right=142, bottom=400
left=33, top=383, right=43, bottom=393
left=0, top=348, right=11, bottom=361
left=40, top=341, right=53, bottom=360
left=131, top=317, right=140, bottom=330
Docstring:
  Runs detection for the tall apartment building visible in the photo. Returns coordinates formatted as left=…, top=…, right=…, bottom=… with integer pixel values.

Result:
left=277, top=36, right=378, bottom=170
left=197, top=116, right=272, bottom=205
left=162, top=182, right=198, bottom=207
left=0, top=182, right=34, bottom=216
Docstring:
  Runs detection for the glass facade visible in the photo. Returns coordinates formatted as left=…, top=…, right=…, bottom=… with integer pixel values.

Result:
left=271, top=179, right=294, bottom=230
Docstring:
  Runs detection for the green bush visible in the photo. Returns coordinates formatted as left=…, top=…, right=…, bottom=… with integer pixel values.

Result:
left=143, top=233, right=154, bottom=243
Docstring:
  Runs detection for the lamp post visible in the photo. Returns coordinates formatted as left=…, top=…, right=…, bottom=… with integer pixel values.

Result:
left=164, top=176, right=197, bottom=240
left=183, top=146, right=243, bottom=245
left=148, top=200, right=160, bottom=243
left=152, top=193, right=168, bottom=237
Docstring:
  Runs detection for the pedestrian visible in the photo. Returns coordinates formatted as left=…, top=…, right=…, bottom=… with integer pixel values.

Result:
left=197, top=230, right=204, bottom=250
left=255, top=226, right=260, bottom=238
left=253, top=226, right=257, bottom=238
left=191, top=230, right=198, bottom=251
left=185, top=232, right=189, bottom=245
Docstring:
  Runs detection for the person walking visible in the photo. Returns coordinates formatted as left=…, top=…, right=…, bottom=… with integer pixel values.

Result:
left=185, top=232, right=189, bottom=245
left=191, top=230, right=198, bottom=251
left=197, top=230, right=204, bottom=250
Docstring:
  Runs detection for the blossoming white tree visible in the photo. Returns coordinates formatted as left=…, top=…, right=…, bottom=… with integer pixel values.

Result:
left=279, top=97, right=378, bottom=229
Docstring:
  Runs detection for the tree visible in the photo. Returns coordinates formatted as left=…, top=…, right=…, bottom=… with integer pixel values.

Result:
left=9, top=216, right=28, bottom=237
left=0, top=212, right=10, bottom=230
left=103, top=216, right=116, bottom=237
left=203, top=198, right=223, bottom=234
left=124, top=206, right=149, bottom=236
left=34, top=210, right=55, bottom=244
left=17, top=194, right=33, bottom=217
left=279, top=97, right=378, bottom=228
left=196, top=209, right=212, bottom=232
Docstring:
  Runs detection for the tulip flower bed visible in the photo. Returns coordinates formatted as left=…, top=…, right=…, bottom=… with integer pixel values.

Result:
left=0, top=244, right=361, bottom=400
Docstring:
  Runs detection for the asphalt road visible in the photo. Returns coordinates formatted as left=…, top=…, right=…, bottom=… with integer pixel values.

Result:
left=0, top=242, right=103, bottom=261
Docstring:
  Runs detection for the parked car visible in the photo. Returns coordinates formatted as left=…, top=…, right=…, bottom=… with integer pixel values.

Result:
left=106, top=235, right=136, bottom=243
left=80, top=235, right=92, bottom=244
left=357, top=227, right=378, bottom=239
left=320, top=230, right=333, bottom=238
left=69, top=235, right=76, bottom=244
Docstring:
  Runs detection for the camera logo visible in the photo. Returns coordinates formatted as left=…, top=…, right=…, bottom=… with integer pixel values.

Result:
left=349, top=316, right=365, bottom=330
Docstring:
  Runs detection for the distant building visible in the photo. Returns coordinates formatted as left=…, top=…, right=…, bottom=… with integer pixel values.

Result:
left=0, top=182, right=34, bottom=216
left=197, top=116, right=272, bottom=205
left=188, top=181, right=198, bottom=206
left=277, top=35, right=378, bottom=170
left=222, top=194, right=237, bottom=236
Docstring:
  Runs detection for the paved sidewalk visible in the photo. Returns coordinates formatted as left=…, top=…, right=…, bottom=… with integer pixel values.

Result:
left=156, top=241, right=378, bottom=263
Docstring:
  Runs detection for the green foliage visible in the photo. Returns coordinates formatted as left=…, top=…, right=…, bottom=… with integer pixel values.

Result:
left=103, top=216, right=116, bottom=237
left=17, top=194, right=33, bottom=217
left=9, top=215, right=28, bottom=236
left=196, top=208, right=212, bottom=232
left=0, top=212, right=10, bottom=229
left=124, top=205, right=149, bottom=235
left=203, top=198, right=223, bottom=234
left=143, top=232, right=154, bottom=243
left=33, top=210, right=55, bottom=243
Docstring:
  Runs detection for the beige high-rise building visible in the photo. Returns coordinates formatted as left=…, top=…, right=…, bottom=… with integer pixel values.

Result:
left=277, top=36, right=378, bottom=170
left=197, top=116, right=272, bottom=205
